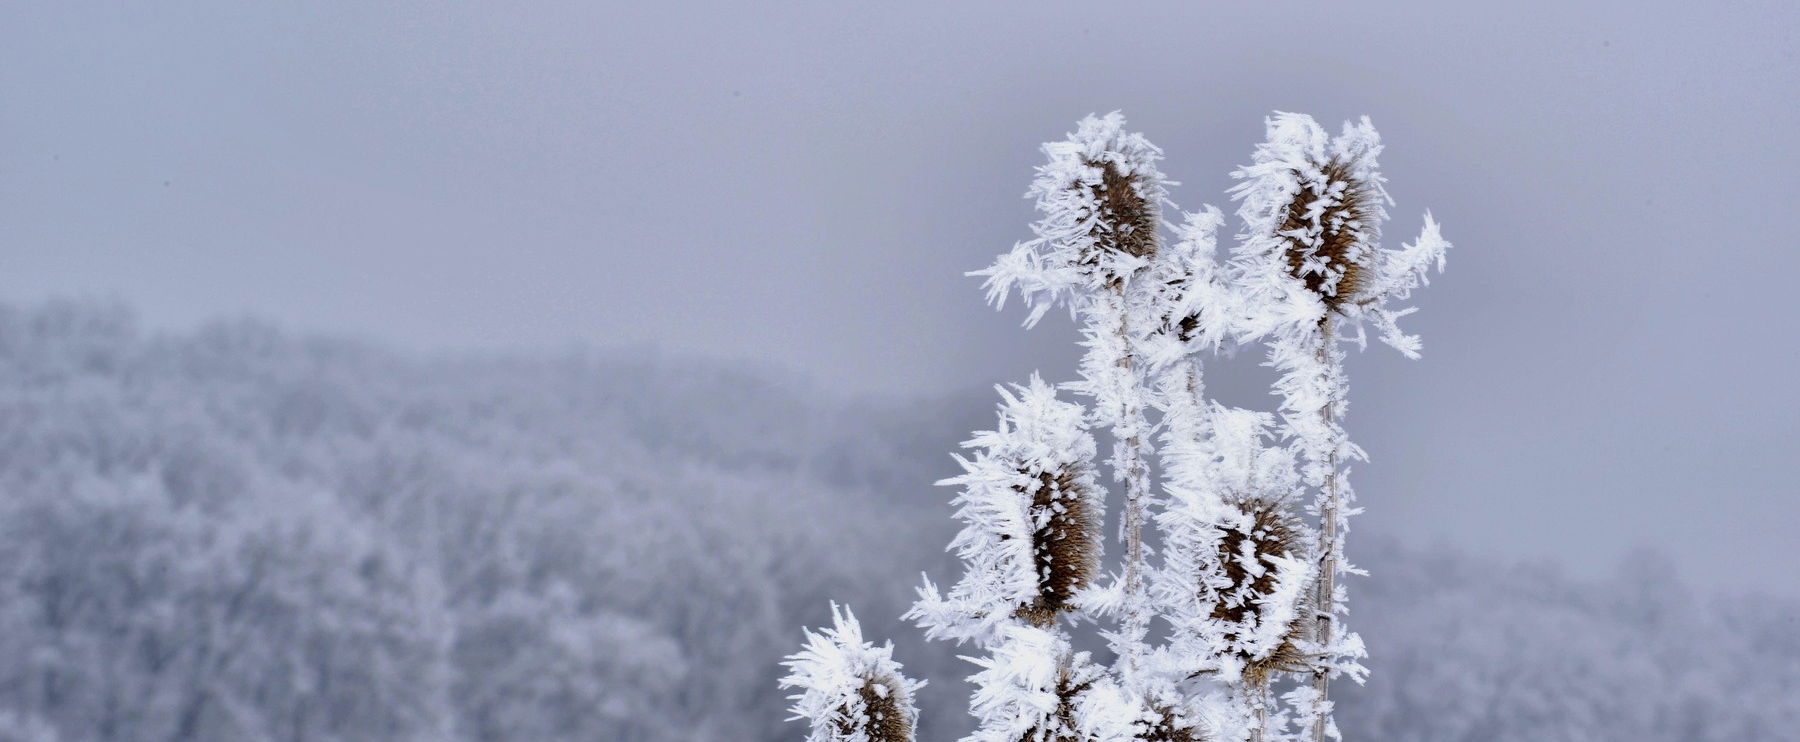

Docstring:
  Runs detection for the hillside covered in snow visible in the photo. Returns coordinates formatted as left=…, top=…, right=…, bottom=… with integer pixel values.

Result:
left=0, top=300, right=1792, bottom=741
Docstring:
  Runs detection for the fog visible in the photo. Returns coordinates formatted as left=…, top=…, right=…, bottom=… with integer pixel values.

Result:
left=1, top=2, right=1797, bottom=739
left=0, top=301, right=1792, bottom=740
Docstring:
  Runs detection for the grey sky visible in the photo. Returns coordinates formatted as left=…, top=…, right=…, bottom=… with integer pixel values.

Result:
left=4, top=1, right=1797, bottom=595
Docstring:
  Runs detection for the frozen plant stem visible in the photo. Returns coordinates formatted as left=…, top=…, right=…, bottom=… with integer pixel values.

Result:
left=1309, top=316, right=1339, bottom=742
left=1113, top=279, right=1151, bottom=686
left=1251, top=685, right=1270, bottom=742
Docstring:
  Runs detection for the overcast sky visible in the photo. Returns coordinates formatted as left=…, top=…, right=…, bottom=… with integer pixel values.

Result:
left=4, top=0, right=1797, bottom=595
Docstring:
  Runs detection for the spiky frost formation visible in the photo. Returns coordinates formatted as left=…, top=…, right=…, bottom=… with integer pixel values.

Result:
left=1227, top=112, right=1450, bottom=355
left=781, top=604, right=924, bottom=742
left=908, top=375, right=1103, bottom=642
left=974, top=111, right=1172, bottom=328
left=1225, top=113, right=1442, bottom=741
left=1139, top=705, right=1209, bottom=742
left=964, top=625, right=1129, bottom=742
left=1154, top=382, right=1314, bottom=687
left=1137, top=207, right=1240, bottom=373
left=1074, top=678, right=1215, bottom=742
left=1212, top=496, right=1311, bottom=686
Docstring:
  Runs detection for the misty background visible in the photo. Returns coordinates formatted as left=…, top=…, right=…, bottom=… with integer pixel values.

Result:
left=2, top=1, right=1797, bottom=740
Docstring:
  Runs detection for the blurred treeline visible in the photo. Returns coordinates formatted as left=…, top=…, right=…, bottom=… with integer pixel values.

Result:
left=0, top=300, right=1792, bottom=741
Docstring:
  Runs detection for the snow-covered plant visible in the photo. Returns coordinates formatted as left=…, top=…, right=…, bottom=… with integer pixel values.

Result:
left=976, top=111, right=1173, bottom=680
left=962, top=624, right=1105, bottom=742
left=978, top=112, right=1171, bottom=328
left=780, top=111, right=1449, bottom=742
left=1225, top=112, right=1449, bottom=741
left=910, top=375, right=1103, bottom=642
left=1155, top=375, right=1313, bottom=692
left=1148, top=357, right=1313, bottom=742
left=1227, top=112, right=1448, bottom=354
left=781, top=604, right=925, bottom=742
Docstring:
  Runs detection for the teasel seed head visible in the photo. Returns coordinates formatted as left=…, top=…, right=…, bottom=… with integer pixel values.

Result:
left=1230, top=113, right=1393, bottom=325
left=1277, top=156, right=1380, bottom=311
left=1213, top=495, right=1314, bottom=685
left=781, top=604, right=924, bottom=742
left=833, top=676, right=912, bottom=742
left=1084, top=157, right=1160, bottom=264
left=1139, top=705, right=1209, bottom=742
left=1211, top=496, right=1301, bottom=625
left=975, top=113, right=1169, bottom=326
left=909, top=376, right=1103, bottom=642
left=1015, top=463, right=1102, bottom=628
left=1022, top=658, right=1101, bottom=742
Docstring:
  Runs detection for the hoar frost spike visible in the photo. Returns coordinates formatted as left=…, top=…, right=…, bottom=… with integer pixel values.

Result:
left=908, top=374, right=1103, bottom=641
left=780, top=111, right=1451, bottom=742
left=780, top=604, right=924, bottom=742
left=962, top=625, right=1107, bottom=742
left=1229, top=112, right=1449, bottom=742
left=973, top=112, right=1172, bottom=683
left=1155, top=369, right=1313, bottom=742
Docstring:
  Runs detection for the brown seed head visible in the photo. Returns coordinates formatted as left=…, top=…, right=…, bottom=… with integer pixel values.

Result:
left=1243, top=624, right=1313, bottom=688
left=1022, top=665, right=1097, bottom=742
left=1140, top=705, right=1208, bottom=742
left=1278, top=158, right=1378, bottom=310
left=1014, top=466, right=1100, bottom=628
left=1210, top=497, right=1301, bottom=626
left=832, top=677, right=913, bottom=742
left=1084, top=159, right=1159, bottom=264
left=1211, top=496, right=1312, bottom=683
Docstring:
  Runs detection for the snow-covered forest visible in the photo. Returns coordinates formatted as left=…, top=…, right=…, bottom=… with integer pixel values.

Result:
left=0, top=299, right=1794, bottom=742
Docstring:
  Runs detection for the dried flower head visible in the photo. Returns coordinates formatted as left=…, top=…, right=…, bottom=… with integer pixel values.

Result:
left=965, top=626, right=1107, bottom=742
left=1231, top=111, right=1396, bottom=334
left=974, top=112, right=1171, bottom=328
left=1154, top=400, right=1315, bottom=686
left=1086, top=157, right=1160, bottom=263
left=1214, top=496, right=1313, bottom=685
left=1275, top=157, right=1380, bottom=310
left=909, top=376, right=1103, bottom=642
left=781, top=604, right=924, bottom=742
left=838, top=677, right=911, bottom=742
left=1016, top=465, right=1102, bottom=627
left=1211, top=497, right=1301, bottom=627
left=1229, top=112, right=1451, bottom=356
left=1230, top=113, right=1386, bottom=317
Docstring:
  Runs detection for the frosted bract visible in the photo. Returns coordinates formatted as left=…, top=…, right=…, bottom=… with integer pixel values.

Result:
left=1227, top=112, right=1449, bottom=351
left=780, top=604, right=924, bottom=742
left=1155, top=385, right=1313, bottom=685
left=974, top=112, right=1172, bottom=327
left=1367, top=213, right=1450, bottom=357
left=909, top=375, right=1103, bottom=643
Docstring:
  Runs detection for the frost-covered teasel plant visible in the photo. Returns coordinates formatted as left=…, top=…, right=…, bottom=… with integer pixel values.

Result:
left=909, top=375, right=1104, bottom=642
left=781, top=112, right=1450, bottom=742
left=781, top=604, right=926, bottom=742
left=1225, top=113, right=1450, bottom=741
